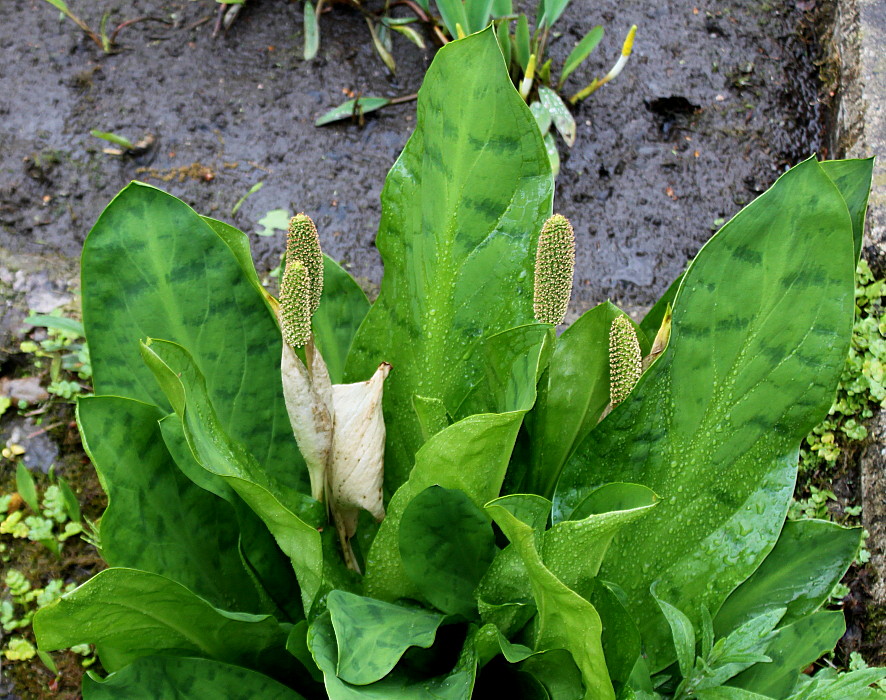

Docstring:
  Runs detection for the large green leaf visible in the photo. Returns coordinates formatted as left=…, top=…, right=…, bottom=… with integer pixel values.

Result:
left=81, top=183, right=304, bottom=491
left=554, top=158, right=856, bottom=671
left=487, top=496, right=615, bottom=700
left=141, top=339, right=355, bottom=618
left=34, top=568, right=287, bottom=674
left=399, top=485, right=498, bottom=616
left=83, top=656, right=305, bottom=700
left=158, top=415, right=303, bottom=622
left=364, top=411, right=525, bottom=603
left=77, top=396, right=261, bottom=613
left=308, top=612, right=477, bottom=698
left=327, top=590, right=445, bottom=685
left=715, top=519, right=860, bottom=635
left=820, top=158, right=875, bottom=260
left=313, top=256, right=371, bottom=384
left=346, top=29, right=553, bottom=493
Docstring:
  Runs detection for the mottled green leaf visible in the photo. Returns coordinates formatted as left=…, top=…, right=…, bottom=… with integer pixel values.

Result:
left=80, top=182, right=304, bottom=492
left=364, top=411, right=524, bottom=603
left=346, top=29, right=552, bottom=493
left=715, top=519, right=860, bottom=635
left=77, top=396, right=261, bottom=612
left=82, top=656, right=305, bottom=699
left=34, top=569, right=286, bottom=674
left=158, top=415, right=303, bottom=622
left=530, top=101, right=553, bottom=136
left=487, top=496, right=615, bottom=700
left=590, top=580, right=641, bottom=688
left=327, top=590, right=444, bottom=685
left=544, top=483, right=657, bottom=591
left=820, top=158, right=875, bottom=260
left=308, top=612, right=477, bottom=698
left=538, top=86, right=576, bottom=147
left=399, top=486, right=497, bottom=616
left=140, top=339, right=354, bottom=618
left=555, top=159, right=856, bottom=670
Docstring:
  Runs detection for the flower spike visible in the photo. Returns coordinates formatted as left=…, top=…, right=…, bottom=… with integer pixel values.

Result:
left=533, top=214, right=576, bottom=325
left=609, top=315, right=642, bottom=406
left=280, top=258, right=312, bottom=348
left=287, top=213, right=324, bottom=314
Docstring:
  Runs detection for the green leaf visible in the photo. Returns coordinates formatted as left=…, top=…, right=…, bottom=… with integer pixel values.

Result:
left=730, top=610, right=845, bottom=697
left=694, top=689, right=773, bottom=700
left=650, top=583, right=695, bottom=678
left=820, top=158, right=875, bottom=261
left=559, top=26, right=604, bottom=88
left=312, top=256, right=370, bottom=384
left=590, top=580, right=642, bottom=688
left=554, top=159, right=856, bottom=671
left=544, top=132, right=560, bottom=177
left=399, top=485, right=497, bottom=616
left=544, top=483, right=658, bottom=590
left=521, top=648, right=584, bottom=700
left=364, top=411, right=525, bottom=603
left=308, top=612, right=477, bottom=698
left=327, top=590, right=444, bottom=685
left=55, top=475, right=80, bottom=523
left=465, top=0, right=493, bottom=33
left=346, top=29, right=552, bottom=492
left=315, top=97, right=392, bottom=127
left=487, top=496, right=615, bottom=700
left=495, top=20, right=511, bottom=69
left=82, top=656, right=305, bottom=699
left=784, top=667, right=886, bottom=700
left=412, top=395, right=451, bottom=442
left=491, top=0, right=512, bottom=16
left=527, top=301, right=634, bottom=498
left=34, top=568, right=287, bottom=674
left=391, top=23, right=426, bottom=49
left=24, top=315, right=84, bottom=337
left=514, top=15, right=531, bottom=71
left=537, top=0, right=571, bottom=28
left=530, top=101, right=553, bottom=136
left=538, top=86, right=576, bottom=147
left=715, top=519, right=860, bottom=635
left=90, top=129, right=135, bottom=150
left=303, top=0, right=319, bottom=60
left=640, top=271, right=682, bottom=341
left=453, top=323, right=554, bottom=418
left=15, top=462, right=39, bottom=513
left=77, top=396, right=262, bottom=612
left=80, top=182, right=304, bottom=493
left=435, top=0, right=469, bottom=37
left=140, top=339, right=353, bottom=618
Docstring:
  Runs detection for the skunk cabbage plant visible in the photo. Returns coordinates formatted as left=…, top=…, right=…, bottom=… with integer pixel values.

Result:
left=34, top=28, right=882, bottom=700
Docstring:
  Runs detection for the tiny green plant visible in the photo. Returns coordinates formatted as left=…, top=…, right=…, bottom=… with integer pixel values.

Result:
left=32, top=30, right=883, bottom=699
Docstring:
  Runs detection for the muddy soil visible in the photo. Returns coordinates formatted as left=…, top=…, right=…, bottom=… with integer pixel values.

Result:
left=1, top=0, right=825, bottom=317
left=0, top=0, right=835, bottom=696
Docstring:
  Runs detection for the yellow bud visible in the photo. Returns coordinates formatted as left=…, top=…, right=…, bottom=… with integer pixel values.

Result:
left=280, top=259, right=312, bottom=348
left=533, top=214, right=575, bottom=325
left=609, top=315, right=642, bottom=406
left=287, top=213, right=323, bottom=314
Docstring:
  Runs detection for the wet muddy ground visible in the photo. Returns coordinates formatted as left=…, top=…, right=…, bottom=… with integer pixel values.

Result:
left=0, top=0, right=844, bottom=696
left=2, top=0, right=828, bottom=316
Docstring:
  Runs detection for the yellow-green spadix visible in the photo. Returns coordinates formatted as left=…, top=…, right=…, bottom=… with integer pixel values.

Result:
left=533, top=214, right=575, bottom=325
left=609, top=315, right=642, bottom=406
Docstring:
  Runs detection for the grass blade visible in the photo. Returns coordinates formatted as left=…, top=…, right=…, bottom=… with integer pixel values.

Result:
left=559, top=25, right=603, bottom=88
